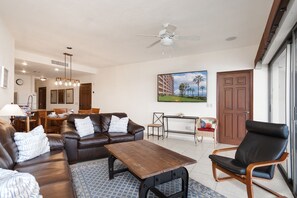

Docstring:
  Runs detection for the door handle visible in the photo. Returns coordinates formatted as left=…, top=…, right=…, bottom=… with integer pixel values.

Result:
left=244, top=111, right=250, bottom=114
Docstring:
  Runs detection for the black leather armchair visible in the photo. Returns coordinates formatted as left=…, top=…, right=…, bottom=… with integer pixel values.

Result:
left=209, top=120, right=289, bottom=198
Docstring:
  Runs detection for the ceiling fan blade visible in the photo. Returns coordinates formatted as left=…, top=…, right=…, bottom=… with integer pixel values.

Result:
left=166, top=24, right=177, bottom=34
left=136, top=34, right=159, bottom=37
left=147, top=40, right=161, bottom=48
left=174, top=35, right=200, bottom=40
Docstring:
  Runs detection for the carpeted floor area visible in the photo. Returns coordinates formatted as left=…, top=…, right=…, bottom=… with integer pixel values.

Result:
left=70, top=158, right=225, bottom=198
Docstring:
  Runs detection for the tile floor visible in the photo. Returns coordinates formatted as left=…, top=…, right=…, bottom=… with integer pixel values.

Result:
left=146, top=135, right=294, bottom=198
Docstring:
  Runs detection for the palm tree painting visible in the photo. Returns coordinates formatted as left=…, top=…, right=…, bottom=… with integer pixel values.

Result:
left=157, top=70, right=207, bottom=102
left=200, top=85, right=205, bottom=96
left=193, top=74, right=204, bottom=97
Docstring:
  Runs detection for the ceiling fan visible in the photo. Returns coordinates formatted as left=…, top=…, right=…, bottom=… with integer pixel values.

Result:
left=137, top=23, right=200, bottom=48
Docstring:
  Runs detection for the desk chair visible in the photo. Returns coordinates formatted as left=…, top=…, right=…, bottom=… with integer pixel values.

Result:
left=147, top=112, right=164, bottom=140
left=196, top=117, right=217, bottom=147
left=209, top=120, right=289, bottom=198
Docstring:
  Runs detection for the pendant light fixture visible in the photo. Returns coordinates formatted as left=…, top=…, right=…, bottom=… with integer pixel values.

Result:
left=55, top=48, right=80, bottom=87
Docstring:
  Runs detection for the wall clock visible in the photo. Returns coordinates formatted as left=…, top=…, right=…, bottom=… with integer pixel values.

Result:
left=16, top=79, right=24, bottom=86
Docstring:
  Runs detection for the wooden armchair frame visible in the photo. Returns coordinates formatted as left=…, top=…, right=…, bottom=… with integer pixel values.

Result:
left=211, top=147, right=288, bottom=198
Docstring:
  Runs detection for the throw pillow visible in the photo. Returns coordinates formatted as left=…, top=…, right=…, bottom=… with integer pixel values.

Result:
left=108, top=115, right=129, bottom=133
left=14, top=125, right=50, bottom=163
left=0, top=168, right=40, bottom=198
left=200, top=119, right=215, bottom=129
left=74, top=116, right=95, bottom=137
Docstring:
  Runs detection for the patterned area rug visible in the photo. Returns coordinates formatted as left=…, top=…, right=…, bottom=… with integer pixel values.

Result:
left=70, top=159, right=225, bottom=198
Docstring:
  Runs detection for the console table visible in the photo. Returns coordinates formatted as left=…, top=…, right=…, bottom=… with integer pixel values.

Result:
left=163, top=115, right=199, bottom=144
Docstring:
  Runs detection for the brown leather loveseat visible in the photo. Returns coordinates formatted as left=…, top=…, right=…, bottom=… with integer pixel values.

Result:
left=0, top=119, right=76, bottom=198
left=61, top=113, right=144, bottom=164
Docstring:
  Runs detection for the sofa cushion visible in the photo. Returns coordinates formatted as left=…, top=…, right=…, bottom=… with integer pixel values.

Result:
left=15, top=160, right=71, bottom=186
left=14, top=150, right=68, bottom=169
left=106, top=132, right=134, bottom=144
left=108, top=115, right=129, bottom=133
left=68, top=114, right=101, bottom=132
left=78, top=133, right=109, bottom=149
left=101, top=113, right=128, bottom=132
left=14, top=125, right=50, bottom=162
left=0, top=168, right=40, bottom=198
left=40, top=181, right=75, bottom=198
left=74, top=116, right=95, bottom=137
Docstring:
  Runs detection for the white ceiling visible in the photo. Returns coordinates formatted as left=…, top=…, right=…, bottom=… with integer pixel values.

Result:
left=0, top=0, right=273, bottom=71
left=14, top=59, right=91, bottom=79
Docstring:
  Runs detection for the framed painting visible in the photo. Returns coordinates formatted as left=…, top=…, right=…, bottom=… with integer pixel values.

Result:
left=58, top=89, right=65, bottom=104
left=50, top=90, right=57, bottom=104
left=66, top=88, right=74, bottom=104
left=0, top=66, right=8, bottom=88
left=157, top=70, right=207, bottom=102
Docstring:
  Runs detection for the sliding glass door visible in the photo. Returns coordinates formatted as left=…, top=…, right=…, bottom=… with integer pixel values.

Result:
left=292, top=26, right=297, bottom=197
left=269, top=22, right=297, bottom=198
left=270, top=44, right=291, bottom=179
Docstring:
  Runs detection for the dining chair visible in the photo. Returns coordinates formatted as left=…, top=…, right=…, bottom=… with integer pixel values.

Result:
left=38, top=110, right=48, bottom=133
left=209, top=120, right=289, bottom=198
left=147, top=112, right=164, bottom=140
left=78, top=109, right=92, bottom=114
left=53, top=108, right=68, bottom=114
left=91, top=108, right=100, bottom=114
left=196, top=117, right=218, bottom=147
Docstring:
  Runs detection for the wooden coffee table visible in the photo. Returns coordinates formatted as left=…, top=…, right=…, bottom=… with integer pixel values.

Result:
left=104, top=140, right=197, bottom=198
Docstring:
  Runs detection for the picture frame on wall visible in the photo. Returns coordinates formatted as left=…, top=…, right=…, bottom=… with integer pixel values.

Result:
left=58, top=89, right=65, bottom=104
left=0, top=66, right=8, bottom=88
left=66, top=88, right=74, bottom=104
left=157, top=70, right=208, bottom=102
left=50, top=90, right=57, bottom=104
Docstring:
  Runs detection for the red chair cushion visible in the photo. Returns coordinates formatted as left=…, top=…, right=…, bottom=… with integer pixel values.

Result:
left=197, top=128, right=215, bottom=132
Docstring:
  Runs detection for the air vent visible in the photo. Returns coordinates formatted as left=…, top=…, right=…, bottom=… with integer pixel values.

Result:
left=51, top=60, right=68, bottom=67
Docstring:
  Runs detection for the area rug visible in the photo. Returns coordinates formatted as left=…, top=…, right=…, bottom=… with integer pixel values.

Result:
left=70, top=159, right=225, bottom=198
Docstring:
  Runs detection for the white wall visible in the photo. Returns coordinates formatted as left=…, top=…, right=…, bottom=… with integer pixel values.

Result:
left=0, top=17, right=15, bottom=115
left=36, top=78, right=80, bottom=112
left=14, top=73, right=37, bottom=108
left=82, top=45, right=268, bottom=129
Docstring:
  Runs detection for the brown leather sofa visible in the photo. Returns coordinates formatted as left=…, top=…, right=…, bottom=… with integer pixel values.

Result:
left=61, top=113, right=144, bottom=164
left=0, top=119, right=76, bottom=198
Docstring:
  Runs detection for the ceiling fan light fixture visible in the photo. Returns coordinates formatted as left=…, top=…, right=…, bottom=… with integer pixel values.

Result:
left=161, top=37, right=173, bottom=46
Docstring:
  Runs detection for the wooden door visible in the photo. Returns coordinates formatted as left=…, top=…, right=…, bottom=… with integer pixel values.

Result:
left=38, top=87, right=46, bottom=109
left=79, top=83, right=92, bottom=110
left=217, top=70, right=253, bottom=145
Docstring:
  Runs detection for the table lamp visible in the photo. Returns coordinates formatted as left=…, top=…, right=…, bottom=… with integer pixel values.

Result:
left=0, top=103, right=26, bottom=125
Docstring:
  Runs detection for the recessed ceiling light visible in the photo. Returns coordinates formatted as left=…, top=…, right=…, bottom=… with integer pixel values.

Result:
left=22, top=61, right=28, bottom=66
left=40, top=76, right=47, bottom=81
left=21, top=69, right=26, bottom=73
left=55, top=68, right=59, bottom=71
left=226, top=36, right=237, bottom=41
